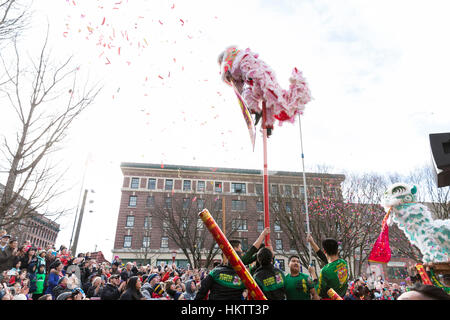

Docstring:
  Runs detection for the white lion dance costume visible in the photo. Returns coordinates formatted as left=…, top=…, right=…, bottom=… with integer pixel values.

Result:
left=218, top=46, right=311, bottom=135
left=382, top=183, right=450, bottom=263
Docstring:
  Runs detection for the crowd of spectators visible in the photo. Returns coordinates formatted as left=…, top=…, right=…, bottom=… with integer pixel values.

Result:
left=1, top=231, right=207, bottom=300
left=1, top=230, right=449, bottom=301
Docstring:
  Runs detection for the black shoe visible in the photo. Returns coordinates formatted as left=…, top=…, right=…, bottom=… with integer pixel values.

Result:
left=267, top=127, right=272, bottom=137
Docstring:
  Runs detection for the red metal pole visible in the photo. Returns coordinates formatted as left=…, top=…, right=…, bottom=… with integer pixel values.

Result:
left=198, top=209, right=267, bottom=300
left=262, top=102, right=270, bottom=245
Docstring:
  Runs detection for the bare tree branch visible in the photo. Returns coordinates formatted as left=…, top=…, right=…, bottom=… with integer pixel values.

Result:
left=0, top=32, right=101, bottom=231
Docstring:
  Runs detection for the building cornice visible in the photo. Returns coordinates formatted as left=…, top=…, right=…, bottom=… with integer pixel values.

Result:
left=120, top=162, right=346, bottom=180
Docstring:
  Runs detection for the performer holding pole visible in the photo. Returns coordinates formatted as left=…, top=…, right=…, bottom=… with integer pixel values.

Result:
left=218, top=45, right=312, bottom=251
left=199, top=209, right=267, bottom=300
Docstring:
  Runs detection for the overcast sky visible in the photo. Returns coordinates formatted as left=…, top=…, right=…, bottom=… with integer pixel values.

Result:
left=1, top=0, right=449, bottom=260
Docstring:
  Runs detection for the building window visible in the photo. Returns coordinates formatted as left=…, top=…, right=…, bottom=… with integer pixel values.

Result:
left=274, top=220, right=281, bottom=232
left=161, top=237, right=169, bottom=248
left=144, top=216, right=152, bottom=229
left=277, top=259, right=285, bottom=271
left=214, top=199, right=222, bottom=211
left=197, top=181, right=205, bottom=192
left=147, top=178, right=156, bottom=190
left=146, top=196, right=154, bottom=208
left=123, top=236, right=132, bottom=248
left=125, top=215, right=135, bottom=227
left=273, top=202, right=279, bottom=212
left=232, top=200, right=247, bottom=211
left=284, top=185, right=292, bottom=196
left=180, top=218, right=188, bottom=230
left=183, top=180, right=191, bottom=191
left=275, top=239, right=283, bottom=250
left=257, top=220, right=264, bottom=232
left=215, top=182, right=222, bottom=193
left=142, top=236, right=150, bottom=248
left=232, top=219, right=247, bottom=231
left=197, top=199, right=205, bottom=210
left=196, top=238, right=203, bottom=249
left=231, top=182, right=246, bottom=194
left=256, top=201, right=263, bottom=212
left=285, top=202, right=292, bottom=213
left=128, top=196, right=137, bottom=207
left=314, top=187, right=322, bottom=198
left=271, top=184, right=279, bottom=195
left=165, top=197, right=172, bottom=209
left=165, top=179, right=173, bottom=190
left=329, top=187, right=337, bottom=198
left=289, top=238, right=296, bottom=250
left=197, top=218, right=204, bottom=230
left=183, top=198, right=190, bottom=210
left=240, top=238, right=249, bottom=251
left=299, top=186, right=305, bottom=198
left=255, top=184, right=263, bottom=195
left=130, top=177, right=140, bottom=189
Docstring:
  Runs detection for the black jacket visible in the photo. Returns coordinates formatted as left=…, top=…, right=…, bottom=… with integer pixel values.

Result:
left=120, top=267, right=137, bottom=282
left=0, top=246, right=16, bottom=272
left=119, top=288, right=143, bottom=300
left=253, top=265, right=286, bottom=300
left=194, top=264, right=245, bottom=300
left=52, top=285, right=71, bottom=300
left=100, top=283, right=120, bottom=300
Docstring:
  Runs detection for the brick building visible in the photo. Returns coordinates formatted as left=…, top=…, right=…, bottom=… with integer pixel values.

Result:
left=112, top=162, right=345, bottom=270
left=0, top=183, right=60, bottom=249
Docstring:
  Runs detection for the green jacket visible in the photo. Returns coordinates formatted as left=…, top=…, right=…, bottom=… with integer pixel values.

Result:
left=34, top=272, right=46, bottom=294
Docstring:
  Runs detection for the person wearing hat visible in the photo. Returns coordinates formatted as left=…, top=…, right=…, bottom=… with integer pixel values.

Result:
left=52, top=276, right=71, bottom=299
left=56, top=291, right=73, bottom=300
left=0, top=233, right=10, bottom=252
left=182, top=279, right=198, bottom=300
left=141, top=273, right=159, bottom=299
left=32, top=264, right=47, bottom=300
left=36, top=250, right=46, bottom=269
left=151, top=282, right=166, bottom=299
left=0, top=237, right=18, bottom=273
left=100, top=274, right=121, bottom=300
left=20, top=246, right=37, bottom=271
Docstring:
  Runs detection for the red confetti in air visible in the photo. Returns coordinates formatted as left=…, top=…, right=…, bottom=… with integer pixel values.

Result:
left=101, top=17, right=106, bottom=25
left=180, top=19, right=184, bottom=26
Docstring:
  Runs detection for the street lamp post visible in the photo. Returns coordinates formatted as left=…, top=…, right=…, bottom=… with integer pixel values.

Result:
left=172, top=250, right=177, bottom=265
left=71, top=189, right=94, bottom=256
